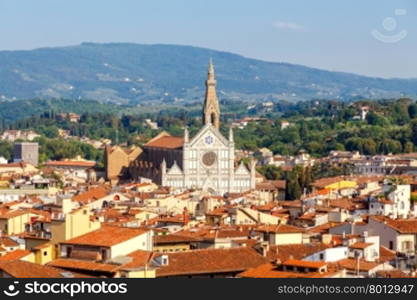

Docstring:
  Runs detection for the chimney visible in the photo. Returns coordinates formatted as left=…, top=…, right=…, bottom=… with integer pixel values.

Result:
left=182, top=207, right=189, bottom=225
left=260, top=242, right=270, bottom=257
left=161, top=255, right=169, bottom=266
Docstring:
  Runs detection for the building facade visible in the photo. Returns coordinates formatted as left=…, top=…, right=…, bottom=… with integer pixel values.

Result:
left=13, top=142, right=39, bottom=166
left=105, top=61, right=256, bottom=195
left=148, top=60, right=255, bottom=194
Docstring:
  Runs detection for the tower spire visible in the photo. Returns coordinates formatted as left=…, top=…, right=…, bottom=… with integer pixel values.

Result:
left=203, top=58, right=220, bottom=129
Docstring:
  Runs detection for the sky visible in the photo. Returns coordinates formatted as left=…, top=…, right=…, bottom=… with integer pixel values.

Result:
left=0, top=0, right=416, bottom=78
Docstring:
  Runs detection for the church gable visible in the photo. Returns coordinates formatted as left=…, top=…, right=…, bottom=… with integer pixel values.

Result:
left=167, top=161, right=183, bottom=175
left=235, top=162, right=250, bottom=175
left=188, top=125, right=229, bottom=148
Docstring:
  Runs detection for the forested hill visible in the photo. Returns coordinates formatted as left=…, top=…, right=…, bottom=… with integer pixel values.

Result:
left=0, top=42, right=417, bottom=103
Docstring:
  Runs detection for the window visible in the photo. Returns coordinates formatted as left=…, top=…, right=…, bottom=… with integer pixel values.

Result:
left=389, top=241, right=394, bottom=250
left=43, top=251, right=48, bottom=256
left=319, top=253, right=324, bottom=260
left=101, top=249, right=108, bottom=261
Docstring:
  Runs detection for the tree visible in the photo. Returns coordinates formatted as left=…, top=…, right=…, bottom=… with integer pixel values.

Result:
left=286, top=170, right=302, bottom=200
left=408, top=103, right=417, bottom=119
left=404, top=141, right=414, bottom=153
left=362, top=139, right=377, bottom=155
left=411, top=120, right=417, bottom=146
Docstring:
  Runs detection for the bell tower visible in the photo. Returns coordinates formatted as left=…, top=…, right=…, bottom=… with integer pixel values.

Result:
left=203, top=59, right=220, bottom=129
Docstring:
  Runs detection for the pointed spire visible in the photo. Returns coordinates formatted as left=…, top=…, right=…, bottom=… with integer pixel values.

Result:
left=229, top=127, right=234, bottom=143
left=208, top=57, right=214, bottom=76
left=203, top=58, right=220, bottom=129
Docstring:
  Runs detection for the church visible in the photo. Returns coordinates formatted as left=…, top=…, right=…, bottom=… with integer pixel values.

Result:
left=105, top=60, right=256, bottom=195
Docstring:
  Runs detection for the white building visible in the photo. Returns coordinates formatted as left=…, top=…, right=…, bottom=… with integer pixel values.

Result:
left=369, top=184, right=411, bottom=219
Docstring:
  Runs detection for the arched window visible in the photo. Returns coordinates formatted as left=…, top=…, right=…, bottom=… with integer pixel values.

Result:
left=211, top=113, right=216, bottom=125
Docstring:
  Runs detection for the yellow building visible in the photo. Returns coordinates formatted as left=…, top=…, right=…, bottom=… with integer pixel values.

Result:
left=256, top=224, right=304, bottom=246
left=0, top=210, right=31, bottom=235
left=50, top=207, right=101, bottom=245
left=153, top=234, right=199, bottom=253
left=311, top=177, right=357, bottom=192
left=33, top=243, right=55, bottom=265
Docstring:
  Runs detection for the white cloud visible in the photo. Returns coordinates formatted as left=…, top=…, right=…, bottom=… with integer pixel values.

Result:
left=272, top=21, right=306, bottom=32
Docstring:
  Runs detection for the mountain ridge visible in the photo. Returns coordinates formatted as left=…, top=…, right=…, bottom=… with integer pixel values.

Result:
left=0, top=42, right=416, bottom=103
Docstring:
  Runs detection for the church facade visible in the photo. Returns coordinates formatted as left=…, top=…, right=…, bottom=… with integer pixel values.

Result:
left=105, top=60, right=256, bottom=195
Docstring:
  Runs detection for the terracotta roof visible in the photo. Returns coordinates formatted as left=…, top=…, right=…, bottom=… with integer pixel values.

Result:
left=72, top=186, right=109, bottom=204
left=232, top=238, right=258, bottom=248
left=350, top=242, right=373, bottom=249
left=145, top=136, right=184, bottom=149
left=256, top=180, right=286, bottom=190
left=379, top=246, right=396, bottom=263
left=46, top=160, right=96, bottom=168
left=0, top=249, right=31, bottom=261
left=336, top=258, right=380, bottom=272
left=256, top=223, right=304, bottom=234
left=277, top=200, right=302, bottom=208
left=175, top=226, right=250, bottom=241
left=0, top=209, right=29, bottom=219
left=0, top=260, right=91, bottom=278
left=311, top=176, right=348, bottom=189
left=0, top=237, right=20, bottom=247
left=307, top=222, right=344, bottom=234
left=154, top=234, right=201, bottom=245
left=120, top=250, right=153, bottom=270
left=372, top=216, right=417, bottom=234
left=265, top=243, right=330, bottom=262
left=238, top=263, right=332, bottom=278
left=376, top=270, right=411, bottom=278
left=282, top=259, right=327, bottom=269
left=155, top=247, right=268, bottom=277
left=48, top=259, right=119, bottom=273
left=0, top=162, right=28, bottom=168
left=61, top=226, right=149, bottom=247
left=205, top=207, right=229, bottom=217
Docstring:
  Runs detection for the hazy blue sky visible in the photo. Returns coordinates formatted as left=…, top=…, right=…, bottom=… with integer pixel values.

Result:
left=0, top=0, right=416, bottom=78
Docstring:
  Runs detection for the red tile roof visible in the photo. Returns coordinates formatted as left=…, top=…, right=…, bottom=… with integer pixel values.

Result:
left=256, top=223, right=304, bottom=234
left=238, top=263, right=332, bottom=278
left=265, top=243, right=330, bottom=262
left=0, top=260, right=91, bottom=278
left=0, top=237, right=19, bottom=247
left=0, top=209, right=29, bottom=219
left=336, top=258, right=380, bottom=272
left=282, top=259, right=327, bottom=269
left=372, top=216, right=417, bottom=234
left=48, top=259, right=119, bottom=273
left=120, top=250, right=153, bottom=270
left=46, top=161, right=96, bottom=168
left=350, top=242, right=373, bottom=249
left=145, top=136, right=184, bottom=149
left=155, top=247, right=268, bottom=277
left=61, top=226, right=149, bottom=247
left=0, top=249, right=31, bottom=261
left=154, top=234, right=202, bottom=245
left=72, top=186, right=109, bottom=204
